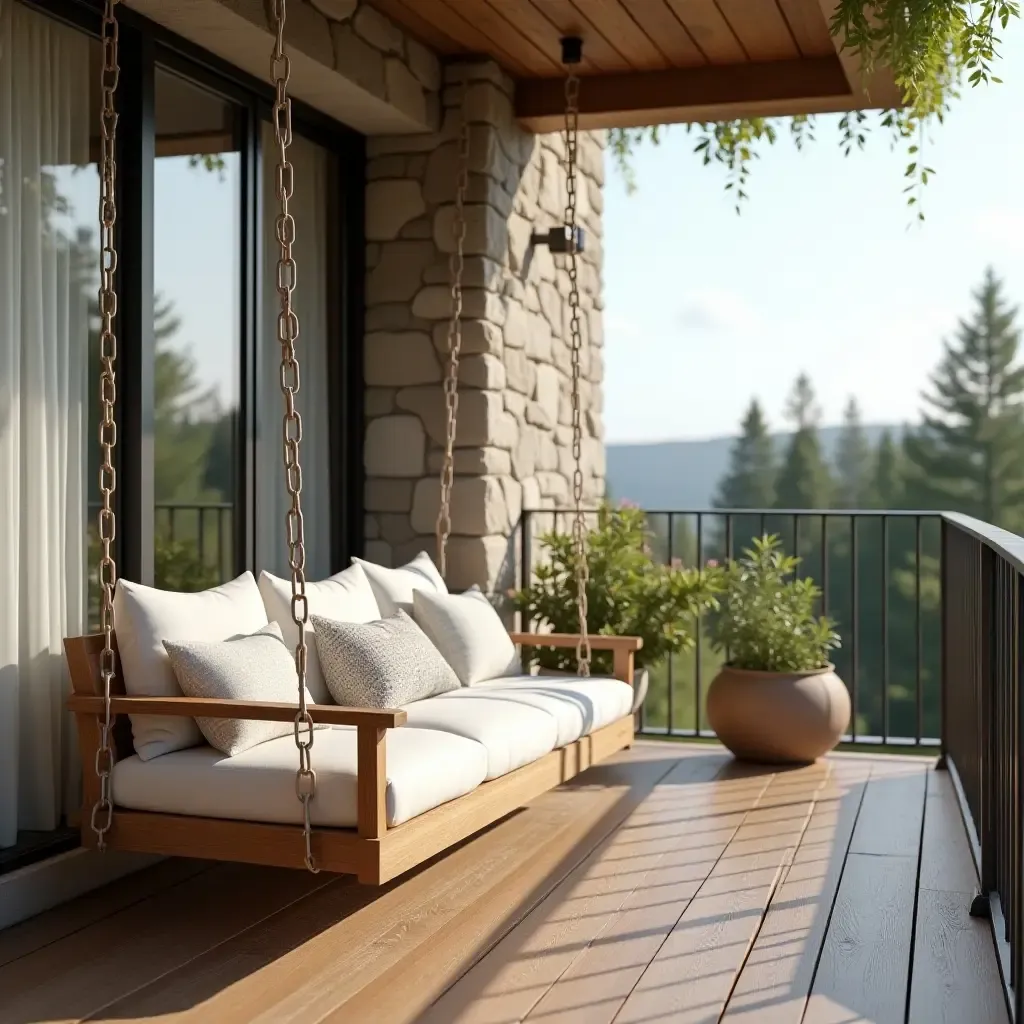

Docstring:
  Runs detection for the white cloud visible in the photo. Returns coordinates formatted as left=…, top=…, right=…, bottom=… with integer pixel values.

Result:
left=970, top=208, right=1024, bottom=253
left=676, top=289, right=757, bottom=335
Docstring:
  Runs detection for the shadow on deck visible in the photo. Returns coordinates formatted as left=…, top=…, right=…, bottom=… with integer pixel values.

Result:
left=0, top=742, right=1008, bottom=1023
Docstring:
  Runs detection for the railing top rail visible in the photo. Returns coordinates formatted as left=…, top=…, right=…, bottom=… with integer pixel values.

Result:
left=521, top=507, right=944, bottom=517
left=940, top=511, right=1024, bottom=577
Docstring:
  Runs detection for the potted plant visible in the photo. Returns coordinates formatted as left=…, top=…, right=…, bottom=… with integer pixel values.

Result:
left=706, top=534, right=849, bottom=764
left=512, top=502, right=721, bottom=710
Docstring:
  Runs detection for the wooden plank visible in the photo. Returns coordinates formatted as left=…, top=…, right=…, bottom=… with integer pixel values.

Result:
left=722, top=764, right=870, bottom=1022
left=849, top=763, right=927, bottom=857
left=485, top=0, right=602, bottom=72
left=565, top=0, right=672, bottom=69
left=0, top=863, right=335, bottom=1023
left=907, top=768, right=1007, bottom=1023
left=919, top=768, right=978, bottom=893
left=525, top=0, right=633, bottom=71
left=664, top=0, right=746, bottom=63
left=776, top=0, right=835, bottom=56
left=0, top=858, right=211, bottom=969
left=516, top=56, right=854, bottom=132
left=67, top=693, right=407, bottom=728
left=803, top=853, right=917, bottom=1024
left=96, top=750, right=679, bottom=1024
left=368, top=0, right=464, bottom=54
left=440, top=0, right=558, bottom=75
left=611, top=764, right=830, bottom=1023
left=716, top=0, right=800, bottom=60
left=391, top=0, right=534, bottom=75
left=415, top=753, right=751, bottom=1024
left=619, top=0, right=705, bottom=67
left=908, top=889, right=1009, bottom=1024
left=518, top=764, right=774, bottom=1023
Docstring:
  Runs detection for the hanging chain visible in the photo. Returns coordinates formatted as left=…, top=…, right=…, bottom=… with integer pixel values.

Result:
left=271, top=0, right=318, bottom=874
left=436, top=72, right=470, bottom=579
left=564, top=67, right=590, bottom=678
left=91, top=0, right=121, bottom=850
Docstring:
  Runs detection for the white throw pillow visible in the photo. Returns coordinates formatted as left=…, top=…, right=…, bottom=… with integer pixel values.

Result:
left=113, top=572, right=269, bottom=761
left=258, top=564, right=380, bottom=704
left=163, top=622, right=326, bottom=757
left=351, top=551, right=447, bottom=617
left=413, top=586, right=521, bottom=686
left=312, top=610, right=461, bottom=708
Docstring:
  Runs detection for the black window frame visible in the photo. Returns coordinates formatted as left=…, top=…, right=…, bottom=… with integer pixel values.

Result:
left=18, top=0, right=366, bottom=588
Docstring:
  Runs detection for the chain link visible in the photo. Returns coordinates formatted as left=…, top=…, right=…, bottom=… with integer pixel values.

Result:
left=92, top=0, right=121, bottom=849
left=436, top=72, right=470, bottom=580
left=564, top=69, right=591, bottom=677
left=270, top=0, right=318, bottom=874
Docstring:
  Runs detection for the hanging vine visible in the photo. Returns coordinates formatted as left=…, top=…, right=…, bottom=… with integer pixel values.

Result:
left=609, top=1, right=1019, bottom=216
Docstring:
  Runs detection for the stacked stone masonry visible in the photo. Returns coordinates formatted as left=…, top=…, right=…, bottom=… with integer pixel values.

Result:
left=363, top=61, right=606, bottom=596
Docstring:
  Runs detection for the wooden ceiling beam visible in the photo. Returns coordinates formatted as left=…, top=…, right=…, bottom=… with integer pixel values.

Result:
left=516, top=55, right=859, bottom=131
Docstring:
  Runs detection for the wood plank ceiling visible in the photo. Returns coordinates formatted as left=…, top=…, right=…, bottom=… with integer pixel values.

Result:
left=367, top=0, right=903, bottom=131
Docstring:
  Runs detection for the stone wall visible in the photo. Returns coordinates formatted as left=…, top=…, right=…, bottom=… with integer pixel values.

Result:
left=363, top=61, right=605, bottom=595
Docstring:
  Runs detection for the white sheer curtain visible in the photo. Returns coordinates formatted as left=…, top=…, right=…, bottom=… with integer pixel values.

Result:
left=257, top=125, right=332, bottom=579
left=0, top=1, right=90, bottom=847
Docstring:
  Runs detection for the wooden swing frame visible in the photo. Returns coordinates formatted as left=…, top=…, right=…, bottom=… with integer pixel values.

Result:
left=66, top=632, right=640, bottom=884
left=63, top=4, right=635, bottom=886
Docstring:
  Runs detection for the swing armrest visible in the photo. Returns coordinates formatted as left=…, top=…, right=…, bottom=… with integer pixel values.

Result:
left=67, top=694, right=407, bottom=729
left=509, top=633, right=642, bottom=686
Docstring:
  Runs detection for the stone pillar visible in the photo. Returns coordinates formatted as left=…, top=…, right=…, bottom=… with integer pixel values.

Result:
left=363, top=61, right=605, bottom=594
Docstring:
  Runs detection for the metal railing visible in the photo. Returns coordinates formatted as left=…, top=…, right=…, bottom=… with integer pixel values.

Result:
left=942, top=513, right=1024, bottom=1019
left=87, top=500, right=234, bottom=587
left=519, top=508, right=943, bottom=748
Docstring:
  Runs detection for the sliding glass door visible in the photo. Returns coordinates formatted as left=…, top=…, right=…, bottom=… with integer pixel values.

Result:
left=0, top=0, right=364, bottom=865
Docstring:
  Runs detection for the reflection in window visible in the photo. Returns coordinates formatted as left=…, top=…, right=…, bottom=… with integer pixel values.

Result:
left=0, top=1, right=96, bottom=846
left=153, top=69, right=240, bottom=589
left=257, top=125, right=333, bottom=580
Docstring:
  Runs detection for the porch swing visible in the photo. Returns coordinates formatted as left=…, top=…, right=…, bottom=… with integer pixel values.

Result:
left=63, top=2, right=640, bottom=885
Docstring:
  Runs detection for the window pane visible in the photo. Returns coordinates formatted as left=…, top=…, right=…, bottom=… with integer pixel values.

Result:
left=154, top=69, right=241, bottom=589
left=258, top=125, right=333, bottom=580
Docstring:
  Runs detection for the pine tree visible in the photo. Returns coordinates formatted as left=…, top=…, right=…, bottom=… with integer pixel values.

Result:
left=871, top=429, right=904, bottom=509
left=903, top=267, right=1024, bottom=529
left=713, top=399, right=776, bottom=510
left=775, top=374, right=832, bottom=510
left=834, top=397, right=873, bottom=508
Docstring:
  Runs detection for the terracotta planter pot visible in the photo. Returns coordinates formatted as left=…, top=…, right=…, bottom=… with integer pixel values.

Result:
left=706, top=663, right=851, bottom=765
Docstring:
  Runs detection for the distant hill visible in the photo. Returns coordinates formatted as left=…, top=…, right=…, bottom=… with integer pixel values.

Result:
left=606, top=424, right=903, bottom=510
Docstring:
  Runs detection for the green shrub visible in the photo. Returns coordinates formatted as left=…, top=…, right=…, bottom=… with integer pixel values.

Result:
left=708, top=534, right=840, bottom=673
left=511, top=503, right=721, bottom=674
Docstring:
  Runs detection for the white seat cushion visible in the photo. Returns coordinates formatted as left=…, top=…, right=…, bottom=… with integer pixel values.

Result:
left=111, top=726, right=488, bottom=829
left=351, top=551, right=446, bottom=617
left=113, top=572, right=269, bottom=761
left=258, top=564, right=381, bottom=705
left=402, top=690, right=559, bottom=780
left=472, top=675, right=634, bottom=747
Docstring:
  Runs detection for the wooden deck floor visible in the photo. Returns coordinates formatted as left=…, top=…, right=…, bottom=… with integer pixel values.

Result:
left=0, top=742, right=1009, bottom=1024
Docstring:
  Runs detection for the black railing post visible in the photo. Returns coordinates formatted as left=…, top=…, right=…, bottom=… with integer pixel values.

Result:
left=521, top=510, right=531, bottom=633
left=939, top=517, right=950, bottom=767
left=977, top=543, right=998, bottom=911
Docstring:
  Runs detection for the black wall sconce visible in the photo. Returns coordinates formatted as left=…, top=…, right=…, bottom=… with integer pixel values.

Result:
left=530, top=225, right=586, bottom=254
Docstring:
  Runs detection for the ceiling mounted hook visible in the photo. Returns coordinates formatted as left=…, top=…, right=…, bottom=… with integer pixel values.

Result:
left=561, top=36, right=583, bottom=66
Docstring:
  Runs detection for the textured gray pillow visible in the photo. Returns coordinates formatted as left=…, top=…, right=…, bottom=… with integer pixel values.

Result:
left=311, top=610, right=461, bottom=708
left=163, top=622, right=326, bottom=756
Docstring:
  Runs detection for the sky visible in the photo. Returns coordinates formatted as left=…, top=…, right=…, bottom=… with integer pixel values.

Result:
left=54, top=23, right=1024, bottom=448
left=602, top=25, right=1024, bottom=444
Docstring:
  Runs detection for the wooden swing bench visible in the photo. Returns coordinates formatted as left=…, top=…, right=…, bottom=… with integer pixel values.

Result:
left=65, top=630, right=640, bottom=884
